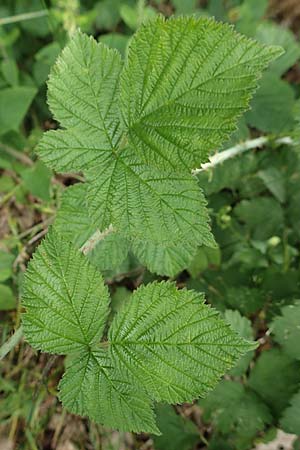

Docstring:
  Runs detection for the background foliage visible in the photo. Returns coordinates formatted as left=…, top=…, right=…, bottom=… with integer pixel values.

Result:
left=0, top=0, right=300, bottom=449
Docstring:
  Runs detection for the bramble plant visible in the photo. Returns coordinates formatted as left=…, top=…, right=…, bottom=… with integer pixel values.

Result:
left=21, top=16, right=282, bottom=434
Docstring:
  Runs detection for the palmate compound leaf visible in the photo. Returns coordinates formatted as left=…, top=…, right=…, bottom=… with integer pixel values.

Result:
left=36, top=19, right=282, bottom=276
left=22, top=231, right=254, bottom=433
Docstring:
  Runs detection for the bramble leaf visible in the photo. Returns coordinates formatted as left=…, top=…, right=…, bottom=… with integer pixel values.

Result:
left=121, top=16, right=282, bottom=171
left=22, top=230, right=110, bottom=354
left=85, top=148, right=214, bottom=246
left=59, top=349, right=158, bottom=434
left=38, top=31, right=123, bottom=172
left=55, top=182, right=200, bottom=276
left=22, top=235, right=253, bottom=433
left=54, top=183, right=129, bottom=272
left=109, top=281, right=254, bottom=403
left=37, top=19, right=281, bottom=275
left=131, top=238, right=198, bottom=277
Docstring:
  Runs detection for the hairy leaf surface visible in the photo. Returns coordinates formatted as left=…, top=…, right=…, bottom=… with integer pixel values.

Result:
left=121, top=16, right=282, bottom=171
left=39, top=31, right=123, bottom=172
left=55, top=184, right=129, bottom=271
left=59, top=349, right=158, bottom=434
left=109, top=281, right=253, bottom=403
left=22, top=230, right=110, bottom=354
left=86, top=148, right=213, bottom=245
left=22, top=235, right=253, bottom=432
left=36, top=20, right=281, bottom=274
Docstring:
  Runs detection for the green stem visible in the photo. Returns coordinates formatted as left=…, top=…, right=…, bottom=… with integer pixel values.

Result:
left=0, top=10, right=48, bottom=26
left=0, top=326, right=23, bottom=361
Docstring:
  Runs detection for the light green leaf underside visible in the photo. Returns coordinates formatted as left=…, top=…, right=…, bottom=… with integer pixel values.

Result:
left=59, top=349, right=159, bottom=434
left=109, top=281, right=254, bottom=403
left=86, top=148, right=214, bottom=246
left=22, top=230, right=110, bottom=354
left=54, top=183, right=129, bottom=272
left=121, top=16, right=283, bottom=171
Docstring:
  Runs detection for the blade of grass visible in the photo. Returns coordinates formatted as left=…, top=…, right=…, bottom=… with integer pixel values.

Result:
left=0, top=10, right=48, bottom=26
left=0, top=326, right=23, bottom=361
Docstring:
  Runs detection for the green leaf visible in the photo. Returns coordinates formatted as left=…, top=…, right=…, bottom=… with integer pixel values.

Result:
left=37, top=21, right=280, bottom=274
left=131, top=238, right=198, bottom=277
left=255, top=22, right=300, bottom=76
left=171, top=0, right=199, bottom=14
left=16, top=0, right=50, bottom=37
left=224, top=287, right=265, bottom=315
left=281, top=390, right=300, bottom=435
left=55, top=183, right=195, bottom=277
left=33, top=42, right=61, bottom=86
left=235, top=0, right=269, bottom=36
left=200, top=380, right=272, bottom=450
left=120, top=4, right=156, bottom=30
left=0, top=86, right=37, bottom=136
left=121, top=16, right=282, bottom=171
left=98, top=33, right=130, bottom=57
left=59, top=349, right=158, bottom=434
left=271, top=301, right=300, bottom=360
left=187, top=245, right=221, bottom=278
left=0, top=251, right=14, bottom=282
left=22, top=229, right=110, bottom=354
left=258, top=167, right=286, bottom=203
left=224, top=310, right=255, bottom=376
left=153, top=404, right=199, bottom=450
left=0, top=284, right=16, bottom=311
left=1, top=58, right=19, bottom=86
left=54, top=184, right=129, bottom=272
left=86, top=148, right=214, bottom=247
left=246, top=73, right=295, bottom=133
left=21, top=160, right=52, bottom=201
left=109, top=281, right=254, bottom=403
left=94, top=0, right=132, bottom=30
left=234, top=197, right=284, bottom=240
left=22, top=236, right=253, bottom=433
left=39, top=32, right=123, bottom=173
left=248, top=349, right=300, bottom=419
